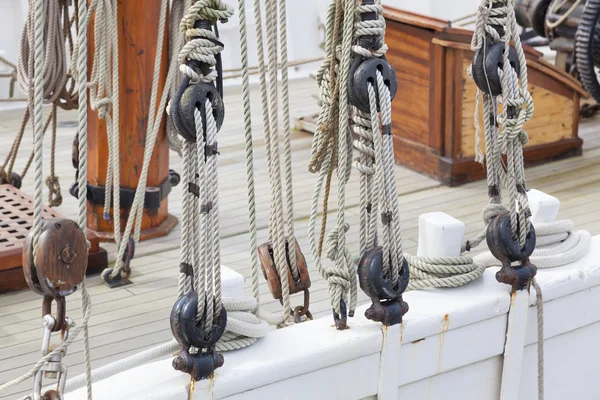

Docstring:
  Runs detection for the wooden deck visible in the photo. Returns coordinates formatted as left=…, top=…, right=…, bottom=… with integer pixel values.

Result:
left=1, top=78, right=600, bottom=398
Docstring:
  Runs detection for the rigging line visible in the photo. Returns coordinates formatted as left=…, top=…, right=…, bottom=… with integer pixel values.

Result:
left=236, top=0, right=261, bottom=310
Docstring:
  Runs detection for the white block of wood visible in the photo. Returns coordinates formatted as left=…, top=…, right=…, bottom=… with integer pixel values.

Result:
left=417, top=212, right=464, bottom=257
left=528, top=189, right=560, bottom=225
left=67, top=237, right=600, bottom=400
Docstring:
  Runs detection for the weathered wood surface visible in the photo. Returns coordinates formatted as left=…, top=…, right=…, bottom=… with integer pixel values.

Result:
left=1, top=78, right=600, bottom=399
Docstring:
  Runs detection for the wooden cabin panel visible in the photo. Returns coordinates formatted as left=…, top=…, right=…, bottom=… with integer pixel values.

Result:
left=387, top=21, right=433, bottom=146
left=461, top=59, right=574, bottom=158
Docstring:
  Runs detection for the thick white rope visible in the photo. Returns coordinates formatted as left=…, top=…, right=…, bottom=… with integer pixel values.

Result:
left=406, top=254, right=486, bottom=291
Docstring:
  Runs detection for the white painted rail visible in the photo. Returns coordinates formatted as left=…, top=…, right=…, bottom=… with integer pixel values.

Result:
left=68, top=200, right=600, bottom=399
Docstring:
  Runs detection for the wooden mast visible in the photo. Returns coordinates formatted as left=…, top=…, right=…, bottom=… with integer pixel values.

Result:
left=86, top=0, right=177, bottom=242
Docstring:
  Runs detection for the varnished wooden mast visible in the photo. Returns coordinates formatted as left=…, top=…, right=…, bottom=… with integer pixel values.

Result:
left=86, top=0, right=177, bottom=242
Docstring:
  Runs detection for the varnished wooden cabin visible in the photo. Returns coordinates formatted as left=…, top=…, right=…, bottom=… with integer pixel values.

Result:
left=384, top=8, right=588, bottom=186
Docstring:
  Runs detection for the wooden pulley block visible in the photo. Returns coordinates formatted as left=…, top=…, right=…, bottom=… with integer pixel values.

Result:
left=258, top=238, right=311, bottom=300
left=22, top=218, right=88, bottom=297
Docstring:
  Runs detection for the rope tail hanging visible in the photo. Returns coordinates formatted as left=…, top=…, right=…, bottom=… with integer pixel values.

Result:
left=254, top=0, right=312, bottom=325
left=309, top=0, right=357, bottom=330
left=0, top=0, right=93, bottom=398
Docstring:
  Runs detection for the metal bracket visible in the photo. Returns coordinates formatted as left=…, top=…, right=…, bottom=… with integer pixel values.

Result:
left=70, top=170, right=180, bottom=210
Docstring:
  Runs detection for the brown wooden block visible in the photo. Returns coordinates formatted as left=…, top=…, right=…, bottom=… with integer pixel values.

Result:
left=0, top=184, right=108, bottom=293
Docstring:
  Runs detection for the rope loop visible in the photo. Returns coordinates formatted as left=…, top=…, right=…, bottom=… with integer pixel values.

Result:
left=45, top=175, right=63, bottom=207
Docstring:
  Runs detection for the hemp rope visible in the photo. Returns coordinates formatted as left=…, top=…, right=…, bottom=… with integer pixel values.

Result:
left=470, top=1, right=541, bottom=398
left=309, top=0, right=357, bottom=319
left=1, top=0, right=77, bottom=205
left=165, top=0, right=187, bottom=158
left=2, top=0, right=93, bottom=397
left=87, top=0, right=121, bottom=243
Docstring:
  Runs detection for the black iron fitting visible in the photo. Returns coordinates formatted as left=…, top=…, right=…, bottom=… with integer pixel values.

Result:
left=357, top=247, right=410, bottom=326
left=486, top=211, right=537, bottom=291
left=516, top=183, right=527, bottom=195
left=366, top=203, right=372, bottom=213
left=205, top=143, right=219, bottom=157
left=170, top=292, right=227, bottom=381
left=333, top=300, right=348, bottom=330
left=382, top=123, right=392, bottom=136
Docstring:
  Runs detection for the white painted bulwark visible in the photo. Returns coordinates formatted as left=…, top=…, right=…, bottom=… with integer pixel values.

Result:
left=416, top=212, right=465, bottom=257
left=528, top=189, right=560, bottom=224
left=68, top=233, right=600, bottom=400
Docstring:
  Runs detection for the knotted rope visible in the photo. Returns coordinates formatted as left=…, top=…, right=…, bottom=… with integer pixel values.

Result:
left=309, top=0, right=358, bottom=320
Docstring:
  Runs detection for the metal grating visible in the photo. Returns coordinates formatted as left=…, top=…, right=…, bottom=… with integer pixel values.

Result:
left=0, top=184, right=61, bottom=270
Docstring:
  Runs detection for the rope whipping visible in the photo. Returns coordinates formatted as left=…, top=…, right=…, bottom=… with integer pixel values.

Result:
left=1, top=0, right=93, bottom=398
left=252, top=0, right=306, bottom=324
left=308, top=0, right=358, bottom=327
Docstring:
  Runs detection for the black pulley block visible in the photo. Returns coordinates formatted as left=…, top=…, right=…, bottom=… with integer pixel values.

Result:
left=174, top=83, right=225, bottom=143
left=348, top=57, right=398, bottom=113
left=170, top=291, right=227, bottom=349
left=357, top=246, right=409, bottom=301
left=472, top=42, right=520, bottom=96
left=486, top=211, right=536, bottom=264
